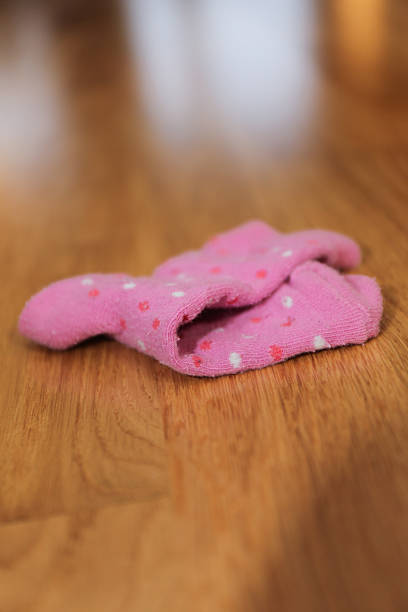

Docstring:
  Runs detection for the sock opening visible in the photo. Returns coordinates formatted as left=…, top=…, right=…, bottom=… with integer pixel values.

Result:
left=176, top=305, right=252, bottom=357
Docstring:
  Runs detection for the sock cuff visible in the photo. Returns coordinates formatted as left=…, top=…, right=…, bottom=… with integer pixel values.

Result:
left=289, top=261, right=383, bottom=343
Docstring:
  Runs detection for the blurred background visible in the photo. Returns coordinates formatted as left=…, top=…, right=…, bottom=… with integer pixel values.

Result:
left=1, top=0, right=407, bottom=263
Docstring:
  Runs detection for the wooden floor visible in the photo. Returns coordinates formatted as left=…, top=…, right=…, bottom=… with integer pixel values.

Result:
left=1, top=0, right=408, bottom=610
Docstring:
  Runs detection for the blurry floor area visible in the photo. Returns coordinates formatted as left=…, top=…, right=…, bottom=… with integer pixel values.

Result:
left=0, top=1, right=408, bottom=611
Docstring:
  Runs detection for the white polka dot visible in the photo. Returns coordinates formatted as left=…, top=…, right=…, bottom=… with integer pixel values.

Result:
left=229, top=352, right=242, bottom=369
left=281, top=250, right=293, bottom=257
left=137, top=340, right=146, bottom=351
left=177, top=273, right=194, bottom=282
left=214, top=327, right=224, bottom=333
left=81, top=278, right=94, bottom=285
left=313, top=335, right=330, bottom=350
left=172, top=291, right=185, bottom=298
left=123, top=282, right=136, bottom=289
left=242, top=334, right=254, bottom=339
left=282, top=296, right=293, bottom=308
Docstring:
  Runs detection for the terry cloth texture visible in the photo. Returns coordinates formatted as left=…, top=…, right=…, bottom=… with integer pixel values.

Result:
left=18, top=221, right=383, bottom=377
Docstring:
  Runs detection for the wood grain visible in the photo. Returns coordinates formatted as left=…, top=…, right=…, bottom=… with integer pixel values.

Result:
left=1, top=1, right=408, bottom=610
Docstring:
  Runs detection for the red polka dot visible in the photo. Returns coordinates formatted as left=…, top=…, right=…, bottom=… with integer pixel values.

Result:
left=281, top=316, right=294, bottom=327
left=152, top=318, right=160, bottom=329
left=182, top=314, right=189, bottom=323
left=251, top=317, right=261, bottom=323
left=226, top=296, right=238, bottom=305
left=210, top=266, right=221, bottom=274
left=200, top=340, right=212, bottom=351
left=192, top=355, right=202, bottom=367
left=138, top=301, right=149, bottom=312
left=88, top=289, right=99, bottom=297
left=256, top=269, right=267, bottom=279
left=269, top=345, right=283, bottom=361
left=120, top=318, right=127, bottom=330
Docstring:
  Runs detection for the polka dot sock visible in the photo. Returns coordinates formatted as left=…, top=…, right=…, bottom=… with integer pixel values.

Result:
left=18, top=221, right=383, bottom=377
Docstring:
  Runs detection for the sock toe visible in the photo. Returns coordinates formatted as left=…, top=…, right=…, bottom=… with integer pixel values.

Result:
left=18, top=274, right=125, bottom=349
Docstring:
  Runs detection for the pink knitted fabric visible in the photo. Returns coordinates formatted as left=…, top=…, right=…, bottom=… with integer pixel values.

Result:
left=18, top=221, right=382, bottom=377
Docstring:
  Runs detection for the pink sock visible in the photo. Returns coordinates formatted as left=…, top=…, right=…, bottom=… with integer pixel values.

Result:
left=18, top=221, right=382, bottom=377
